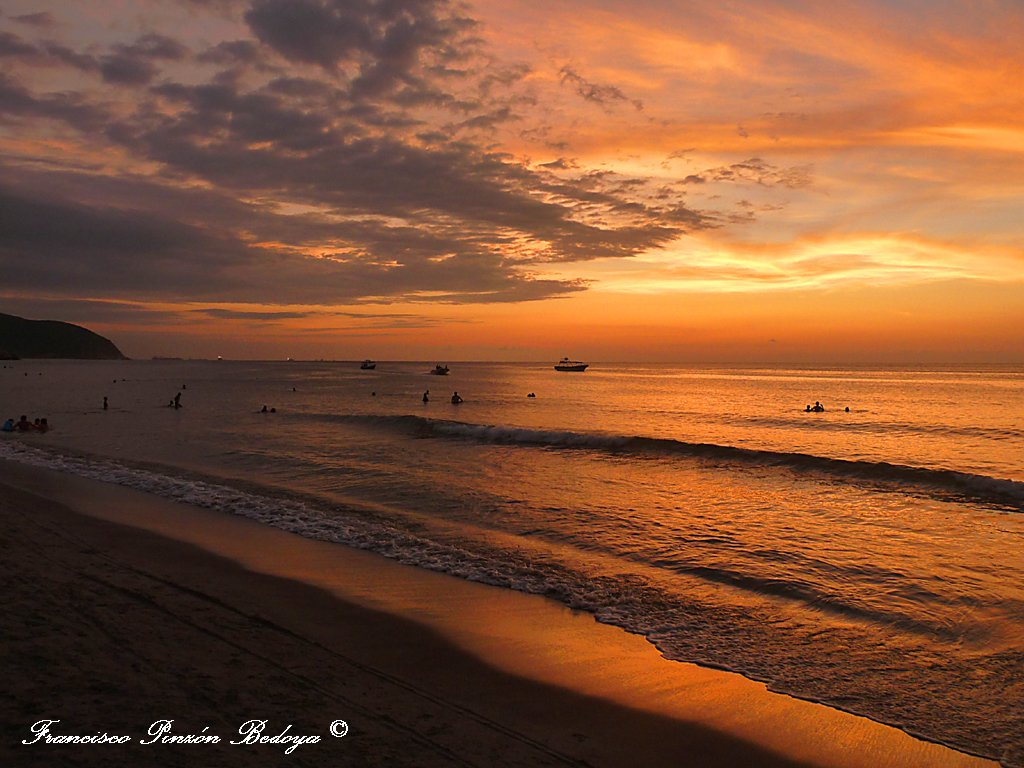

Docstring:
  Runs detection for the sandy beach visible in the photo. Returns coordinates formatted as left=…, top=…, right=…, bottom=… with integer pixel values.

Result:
left=0, top=458, right=999, bottom=768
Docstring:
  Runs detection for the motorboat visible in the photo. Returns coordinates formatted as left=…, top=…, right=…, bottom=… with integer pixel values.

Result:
left=430, top=364, right=450, bottom=375
left=554, top=357, right=588, bottom=372
left=360, top=359, right=376, bottom=370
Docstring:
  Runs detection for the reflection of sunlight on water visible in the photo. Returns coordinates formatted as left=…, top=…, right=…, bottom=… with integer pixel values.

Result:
left=3, top=359, right=1023, bottom=763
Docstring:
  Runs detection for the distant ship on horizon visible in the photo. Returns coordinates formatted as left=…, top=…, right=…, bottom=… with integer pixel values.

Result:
left=554, top=357, right=588, bottom=372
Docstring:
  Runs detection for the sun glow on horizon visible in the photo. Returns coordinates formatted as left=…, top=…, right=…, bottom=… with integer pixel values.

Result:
left=0, top=0, right=1021, bottom=362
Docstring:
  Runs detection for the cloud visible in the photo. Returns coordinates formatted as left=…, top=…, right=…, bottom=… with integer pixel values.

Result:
left=0, top=72, right=111, bottom=131
left=193, top=308, right=315, bottom=320
left=683, top=158, right=812, bottom=188
left=538, top=158, right=578, bottom=170
left=244, top=0, right=478, bottom=99
left=99, top=33, right=189, bottom=85
left=0, top=297, right=184, bottom=325
left=0, top=173, right=590, bottom=306
left=558, top=66, right=643, bottom=111
left=0, top=0, right=739, bottom=315
left=11, top=12, right=57, bottom=28
left=0, top=30, right=38, bottom=58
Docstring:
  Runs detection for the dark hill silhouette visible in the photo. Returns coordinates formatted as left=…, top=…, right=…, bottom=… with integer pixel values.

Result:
left=0, top=312, right=126, bottom=360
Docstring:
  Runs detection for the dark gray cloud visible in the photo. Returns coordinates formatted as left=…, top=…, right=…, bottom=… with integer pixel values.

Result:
left=538, top=158, right=578, bottom=170
left=99, top=33, right=189, bottom=85
left=558, top=66, right=643, bottom=111
left=0, top=31, right=98, bottom=71
left=0, top=0, right=747, bottom=315
left=0, top=173, right=587, bottom=306
left=0, top=73, right=111, bottom=130
left=0, top=184, right=247, bottom=299
left=197, top=39, right=262, bottom=65
left=244, top=0, right=476, bottom=100
left=194, top=308, right=315, bottom=320
left=191, top=309, right=465, bottom=328
left=0, top=297, right=185, bottom=325
left=683, top=158, right=812, bottom=188
left=100, top=55, right=160, bottom=85
left=0, top=30, right=38, bottom=57
left=11, top=12, right=57, bottom=28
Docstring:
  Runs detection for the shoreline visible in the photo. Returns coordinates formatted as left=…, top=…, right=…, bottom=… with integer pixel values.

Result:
left=0, top=458, right=999, bottom=767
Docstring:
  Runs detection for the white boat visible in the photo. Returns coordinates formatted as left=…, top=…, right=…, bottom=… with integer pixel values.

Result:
left=554, top=357, right=588, bottom=372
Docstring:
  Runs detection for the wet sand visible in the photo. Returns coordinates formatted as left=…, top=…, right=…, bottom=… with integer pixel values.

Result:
left=0, top=459, right=998, bottom=767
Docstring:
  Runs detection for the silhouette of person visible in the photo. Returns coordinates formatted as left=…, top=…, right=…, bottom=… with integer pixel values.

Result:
left=261, top=405, right=268, bottom=413
left=451, top=391, right=463, bottom=404
left=173, top=392, right=182, bottom=409
left=423, top=390, right=429, bottom=403
left=103, top=396, right=108, bottom=411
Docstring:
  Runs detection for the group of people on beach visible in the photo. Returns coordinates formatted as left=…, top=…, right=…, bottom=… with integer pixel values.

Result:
left=2, top=415, right=49, bottom=433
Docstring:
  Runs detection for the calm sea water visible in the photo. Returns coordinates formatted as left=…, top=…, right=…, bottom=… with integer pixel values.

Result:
left=3, top=360, right=1023, bottom=765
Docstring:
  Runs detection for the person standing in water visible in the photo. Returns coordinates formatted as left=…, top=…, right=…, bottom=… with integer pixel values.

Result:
left=423, top=390, right=429, bottom=403
left=103, top=396, right=108, bottom=411
left=451, top=391, right=463, bottom=404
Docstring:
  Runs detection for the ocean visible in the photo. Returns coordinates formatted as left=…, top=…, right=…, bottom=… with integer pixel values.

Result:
left=2, top=360, right=1022, bottom=765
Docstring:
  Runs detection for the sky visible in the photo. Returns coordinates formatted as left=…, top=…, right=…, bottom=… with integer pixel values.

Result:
left=1, top=0, right=1022, bottom=363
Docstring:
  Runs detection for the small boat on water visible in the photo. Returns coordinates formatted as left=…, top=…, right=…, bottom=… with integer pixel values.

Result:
left=360, top=359, right=376, bottom=370
left=554, top=357, right=588, bottom=372
left=430, top=364, right=450, bottom=375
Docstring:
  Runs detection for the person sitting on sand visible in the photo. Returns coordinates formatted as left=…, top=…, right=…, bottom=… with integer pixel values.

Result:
left=2, top=417, right=14, bottom=432
left=451, top=391, right=463, bottom=404
left=16, top=415, right=34, bottom=431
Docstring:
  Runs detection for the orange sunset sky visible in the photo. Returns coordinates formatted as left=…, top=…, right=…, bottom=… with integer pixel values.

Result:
left=1, top=0, right=1022, bottom=362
